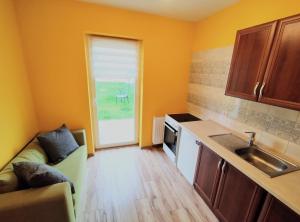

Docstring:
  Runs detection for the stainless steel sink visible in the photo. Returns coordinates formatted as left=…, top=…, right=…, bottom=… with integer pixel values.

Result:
left=209, top=134, right=300, bottom=177
left=235, top=146, right=300, bottom=177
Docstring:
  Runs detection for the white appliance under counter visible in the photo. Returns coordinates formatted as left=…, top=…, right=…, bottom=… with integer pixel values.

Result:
left=176, top=127, right=200, bottom=184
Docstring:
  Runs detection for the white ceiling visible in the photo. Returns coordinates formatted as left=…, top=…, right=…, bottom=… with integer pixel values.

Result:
left=80, top=0, right=239, bottom=21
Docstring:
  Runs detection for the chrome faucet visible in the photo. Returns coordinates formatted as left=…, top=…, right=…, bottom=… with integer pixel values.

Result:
left=245, top=131, right=256, bottom=146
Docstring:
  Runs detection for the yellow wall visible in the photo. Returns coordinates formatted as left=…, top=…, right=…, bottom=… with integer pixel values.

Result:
left=193, top=0, right=300, bottom=51
left=14, top=0, right=195, bottom=152
left=0, top=0, right=38, bottom=169
left=1, top=0, right=297, bottom=166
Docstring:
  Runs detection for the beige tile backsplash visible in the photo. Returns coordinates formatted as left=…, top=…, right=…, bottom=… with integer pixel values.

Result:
left=188, top=46, right=300, bottom=161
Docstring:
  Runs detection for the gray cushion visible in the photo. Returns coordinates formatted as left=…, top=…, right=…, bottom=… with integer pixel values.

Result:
left=37, top=124, right=79, bottom=163
left=13, top=162, right=75, bottom=193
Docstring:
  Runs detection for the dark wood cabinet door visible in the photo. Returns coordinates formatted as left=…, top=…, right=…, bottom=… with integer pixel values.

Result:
left=214, top=162, right=266, bottom=222
left=193, top=144, right=223, bottom=207
left=258, top=194, right=300, bottom=222
left=225, top=21, right=277, bottom=101
left=260, top=14, right=300, bottom=111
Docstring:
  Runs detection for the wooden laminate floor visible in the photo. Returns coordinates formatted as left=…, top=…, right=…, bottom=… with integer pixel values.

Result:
left=78, top=146, right=218, bottom=222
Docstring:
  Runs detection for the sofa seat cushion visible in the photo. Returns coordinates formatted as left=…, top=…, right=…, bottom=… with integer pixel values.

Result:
left=0, top=142, right=48, bottom=194
left=53, top=145, right=87, bottom=214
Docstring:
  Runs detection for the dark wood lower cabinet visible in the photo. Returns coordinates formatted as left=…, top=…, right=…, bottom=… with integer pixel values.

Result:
left=213, top=162, right=266, bottom=222
left=193, top=144, right=266, bottom=222
left=258, top=194, right=300, bottom=222
left=193, top=143, right=300, bottom=222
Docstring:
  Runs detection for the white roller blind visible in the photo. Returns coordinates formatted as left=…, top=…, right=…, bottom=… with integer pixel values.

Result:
left=90, top=36, right=139, bottom=80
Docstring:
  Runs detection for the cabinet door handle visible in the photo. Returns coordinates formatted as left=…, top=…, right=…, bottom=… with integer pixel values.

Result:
left=253, top=82, right=260, bottom=96
left=259, top=82, right=266, bottom=99
left=217, top=159, right=223, bottom=170
left=221, top=161, right=227, bottom=174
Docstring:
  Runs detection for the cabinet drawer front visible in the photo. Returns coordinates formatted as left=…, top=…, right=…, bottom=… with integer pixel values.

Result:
left=214, top=163, right=265, bottom=222
left=194, top=144, right=223, bottom=207
left=226, top=21, right=277, bottom=101
left=258, top=194, right=300, bottom=222
left=260, top=14, right=300, bottom=110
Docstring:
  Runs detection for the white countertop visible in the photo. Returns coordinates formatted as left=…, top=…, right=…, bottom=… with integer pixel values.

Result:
left=180, top=120, right=300, bottom=215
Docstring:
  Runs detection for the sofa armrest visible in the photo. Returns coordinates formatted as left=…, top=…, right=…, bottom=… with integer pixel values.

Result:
left=0, top=182, right=75, bottom=222
left=72, top=129, right=86, bottom=146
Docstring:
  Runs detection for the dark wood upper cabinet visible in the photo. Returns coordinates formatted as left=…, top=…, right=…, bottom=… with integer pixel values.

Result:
left=193, top=143, right=223, bottom=207
left=258, top=194, right=300, bottom=222
left=213, top=162, right=266, bottom=222
left=225, top=21, right=277, bottom=101
left=226, top=13, right=300, bottom=111
left=259, top=15, right=300, bottom=110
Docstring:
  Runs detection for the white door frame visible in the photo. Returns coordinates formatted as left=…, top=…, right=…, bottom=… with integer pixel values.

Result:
left=86, top=35, right=141, bottom=149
